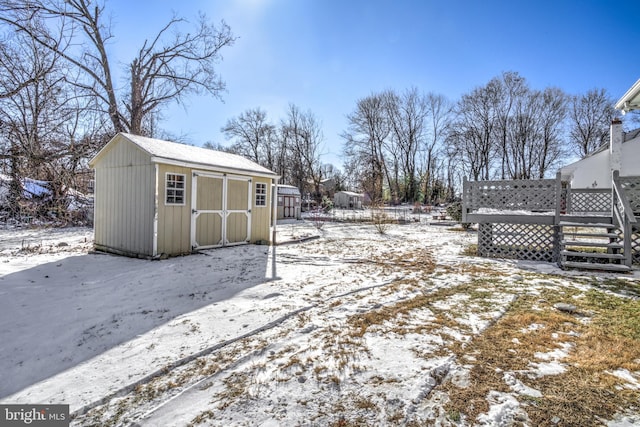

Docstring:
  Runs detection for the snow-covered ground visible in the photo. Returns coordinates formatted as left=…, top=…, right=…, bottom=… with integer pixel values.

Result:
left=1, top=216, right=639, bottom=426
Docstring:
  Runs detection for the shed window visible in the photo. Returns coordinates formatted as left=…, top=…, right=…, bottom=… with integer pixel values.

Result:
left=255, top=183, right=267, bottom=206
left=166, top=173, right=185, bottom=205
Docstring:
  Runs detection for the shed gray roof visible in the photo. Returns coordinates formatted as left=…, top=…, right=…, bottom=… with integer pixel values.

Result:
left=92, top=133, right=278, bottom=177
left=277, top=185, right=301, bottom=195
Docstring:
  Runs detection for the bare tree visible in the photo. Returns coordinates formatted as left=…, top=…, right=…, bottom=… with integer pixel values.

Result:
left=0, top=27, right=102, bottom=221
left=281, top=104, right=324, bottom=200
left=449, top=74, right=569, bottom=182
left=626, top=111, right=640, bottom=130
left=0, top=39, right=53, bottom=99
left=0, top=0, right=235, bottom=136
left=420, top=92, right=453, bottom=204
left=341, top=93, right=390, bottom=202
left=450, top=83, right=500, bottom=181
left=492, top=71, right=528, bottom=179
left=568, top=88, right=616, bottom=157
left=534, top=87, right=567, bottom=178
left=384, top=88, right=428, bottom=202
left=222, top=108, right=276, bottom=164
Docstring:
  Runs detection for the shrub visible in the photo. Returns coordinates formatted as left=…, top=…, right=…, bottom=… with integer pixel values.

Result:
left=446, top=202, right=471, bottom=229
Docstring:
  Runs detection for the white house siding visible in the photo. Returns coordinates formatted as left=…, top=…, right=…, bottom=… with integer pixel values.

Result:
left=621, top=135, right=640, bottom=179
left=561, top=134, right=640, bottom=189
left=93, top=136, right=155, bottom=257
left=563, top=150, right=609, bottom=189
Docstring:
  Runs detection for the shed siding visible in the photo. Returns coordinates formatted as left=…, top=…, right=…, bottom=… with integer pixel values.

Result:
left=157, top=164, right=192, bottom=255
left=251, top=178, right=272, bottom=242
left=93, top=137, right=155, bottom=256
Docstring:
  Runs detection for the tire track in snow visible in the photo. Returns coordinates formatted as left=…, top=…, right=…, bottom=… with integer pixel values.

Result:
left=71, top=278, right=398, bottom=420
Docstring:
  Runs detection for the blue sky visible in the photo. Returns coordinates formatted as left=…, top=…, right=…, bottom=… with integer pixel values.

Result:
left=108, top=0, right=640, bottom=167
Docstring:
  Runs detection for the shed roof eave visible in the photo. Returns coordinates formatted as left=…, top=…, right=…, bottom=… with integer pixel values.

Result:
left=150, top=156, right=280, bottom=179
left=615, top=78, right=640, bottom=113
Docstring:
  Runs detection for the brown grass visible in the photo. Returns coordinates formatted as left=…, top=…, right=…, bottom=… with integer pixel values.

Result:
left=442, top=288, right=640, bottom=426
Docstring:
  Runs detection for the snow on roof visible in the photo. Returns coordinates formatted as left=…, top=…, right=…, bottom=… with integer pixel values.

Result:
left=96, top=133, right=278, bottom=177
left=0, top=173, right=50, bottom=198
left=625, top=127, right=640, bottom=142
left=336, top=191, right=364, bottom=197
left=277, top=185, right=301, bottom=195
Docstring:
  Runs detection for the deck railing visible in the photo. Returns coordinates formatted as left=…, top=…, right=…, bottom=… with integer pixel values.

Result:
left=612, top=171, right=638, bottom=267
left=463, top=173, right=615, bottom=222
left=463, top=171, right=640, bottom=266
left=563, top=188, right=611, bottom=215
left=462, top=177, right=557, bottom=218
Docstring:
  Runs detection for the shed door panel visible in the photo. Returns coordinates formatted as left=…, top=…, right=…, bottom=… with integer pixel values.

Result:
left=191, top=172, right=251, bottom=250
left=195, top=214, right=223, bottom=247
left=225, top=178, right=250, bottom=244
left=192, top=174, right=224, bottom=248
left=197, top=176, right=223, bottom=210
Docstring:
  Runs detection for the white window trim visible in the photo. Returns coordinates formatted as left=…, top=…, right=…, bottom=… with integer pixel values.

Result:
left=165, top=172, right=186, bottom=206
left=255, top=182, right=267, bottom=207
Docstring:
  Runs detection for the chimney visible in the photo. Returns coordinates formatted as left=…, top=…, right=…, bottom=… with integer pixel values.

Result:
left=610, top=118, right=623, bottom=174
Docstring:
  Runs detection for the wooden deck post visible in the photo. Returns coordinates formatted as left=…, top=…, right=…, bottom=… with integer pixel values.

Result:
left=462, top=176, right=469, bottom=224
left=554, top=171, right=562, bottom=226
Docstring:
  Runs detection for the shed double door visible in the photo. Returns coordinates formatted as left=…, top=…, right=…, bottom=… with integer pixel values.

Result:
left=283, top=196, right=296, bottom=218
left=190, top=172, right=252, bottom=250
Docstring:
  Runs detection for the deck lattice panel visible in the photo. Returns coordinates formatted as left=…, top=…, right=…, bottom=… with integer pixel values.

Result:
left=466, top=179, right=557, bottom=211
left=478, top=222, right=556, bottom=262
left=567, top=190, right=611, bottom=215
left=632, top=225, right=640, bottom=264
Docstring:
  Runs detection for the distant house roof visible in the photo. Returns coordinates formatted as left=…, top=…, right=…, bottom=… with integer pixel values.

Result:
left=616, top=78, right=640, bottom=113
left=336, top=191, right=364, bottom=197
left=0, top=173, right=50, bottom=200
left=587, top=127, right=640, bottom=156
left=90, top=133, right=278, bottom=178
left=559, top=127, right=640, bottom=184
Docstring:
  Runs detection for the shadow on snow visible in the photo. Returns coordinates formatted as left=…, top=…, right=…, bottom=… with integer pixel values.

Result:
left=0, top=245, right=271, bottom=398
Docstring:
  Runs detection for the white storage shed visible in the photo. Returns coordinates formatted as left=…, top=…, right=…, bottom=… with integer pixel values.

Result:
left=89, top=133, right=279, bottom=257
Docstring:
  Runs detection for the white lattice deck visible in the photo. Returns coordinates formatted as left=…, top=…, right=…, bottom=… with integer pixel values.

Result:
left=463, top=173, right=640, bottom=268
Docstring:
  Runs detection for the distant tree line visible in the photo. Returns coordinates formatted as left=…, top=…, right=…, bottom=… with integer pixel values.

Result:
left=226, top=72, right=628, bottom=207
left=341, top=71, right=624, bottom=205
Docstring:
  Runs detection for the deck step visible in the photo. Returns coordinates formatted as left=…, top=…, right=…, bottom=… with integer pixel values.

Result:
left=561, top=240, right=623, bottom=249
left=559, top=232, right=619, bottom=239
left=561, top=261, right=631, bottom=272
left=558, top=221, right=616, bottom=228
left=561, top=250, right=626, bottom=260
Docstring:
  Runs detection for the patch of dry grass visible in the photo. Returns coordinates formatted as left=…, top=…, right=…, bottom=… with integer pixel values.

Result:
left=461, top=243, right=478, bottom=256
left=442, top=288, right=640, bottom=426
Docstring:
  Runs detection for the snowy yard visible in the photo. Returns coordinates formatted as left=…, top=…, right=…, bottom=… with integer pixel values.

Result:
left=1, top=218, right=640, bottom=426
